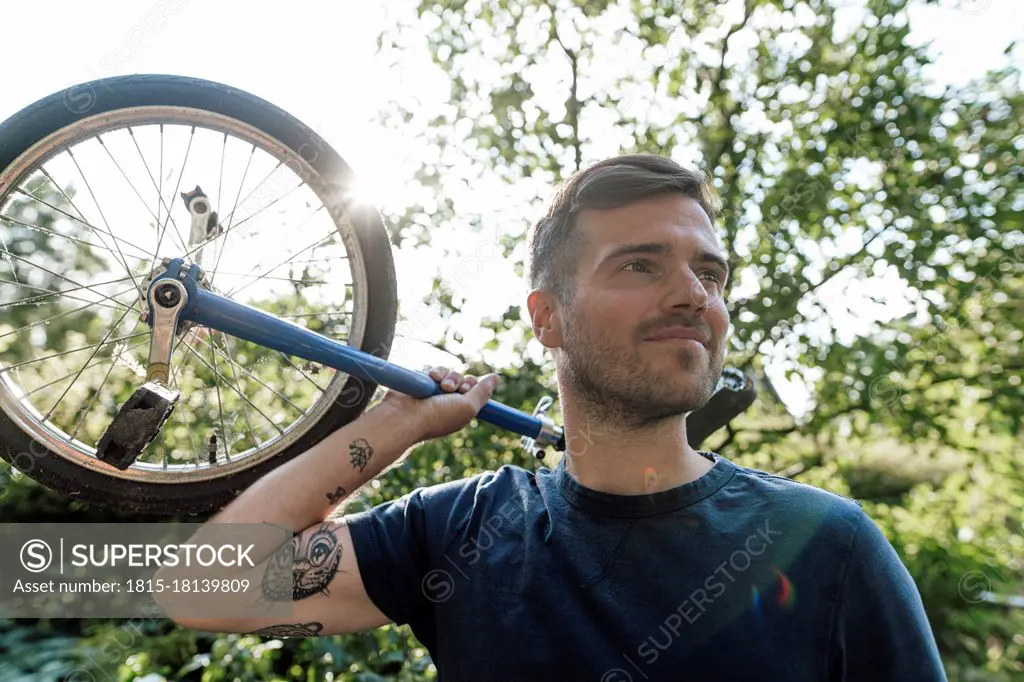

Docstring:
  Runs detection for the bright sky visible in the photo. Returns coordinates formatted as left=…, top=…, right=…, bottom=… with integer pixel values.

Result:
left=2, top=0, right=1020, bottom=418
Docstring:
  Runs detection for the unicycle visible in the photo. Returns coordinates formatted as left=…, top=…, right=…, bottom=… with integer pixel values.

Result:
left=0, top=75, right=756, bottom=515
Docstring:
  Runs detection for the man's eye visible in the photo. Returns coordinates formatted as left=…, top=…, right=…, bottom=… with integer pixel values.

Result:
left=622, top=260, right=653, bottom=273
left=699, top=271, right=724, bottom=284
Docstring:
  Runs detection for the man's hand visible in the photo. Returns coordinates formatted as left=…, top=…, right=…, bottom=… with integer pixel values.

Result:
left=376, top=365, right=501, bottom=443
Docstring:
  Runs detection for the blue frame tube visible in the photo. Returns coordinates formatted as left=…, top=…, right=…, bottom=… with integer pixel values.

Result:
left=180, top=286, right=555, bottom=446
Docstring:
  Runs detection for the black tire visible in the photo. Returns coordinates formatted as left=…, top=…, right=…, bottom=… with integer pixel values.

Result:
left=0, top=75, right=398, bottom=515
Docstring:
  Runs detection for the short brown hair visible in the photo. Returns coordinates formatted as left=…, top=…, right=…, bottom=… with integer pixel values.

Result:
left=526, top=154, right=720, bottom=306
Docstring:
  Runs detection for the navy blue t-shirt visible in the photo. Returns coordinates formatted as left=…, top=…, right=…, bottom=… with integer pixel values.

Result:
left=346, top=452, right=946, bottom=681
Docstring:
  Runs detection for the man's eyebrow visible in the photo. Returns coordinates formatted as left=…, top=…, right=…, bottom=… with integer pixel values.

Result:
left=600, top=242, right=730, bottom=277
left=696, top=248, right=731, bottom=279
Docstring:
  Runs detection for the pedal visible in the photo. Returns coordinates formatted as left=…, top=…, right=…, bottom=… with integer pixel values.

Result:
left=96, top=381, right=180, bottom=470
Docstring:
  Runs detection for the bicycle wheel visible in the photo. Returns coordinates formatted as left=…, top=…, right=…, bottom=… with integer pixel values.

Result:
left=0, top=75, right=398, bottom=515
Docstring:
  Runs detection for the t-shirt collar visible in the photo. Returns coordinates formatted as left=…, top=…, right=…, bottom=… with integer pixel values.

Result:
left=554, top=451, right=736, bottom=518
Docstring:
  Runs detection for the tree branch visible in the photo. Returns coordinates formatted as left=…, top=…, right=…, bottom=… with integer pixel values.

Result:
left=702, top=0, right=756, bottom=270
left=716, top=423, right=738, bottom=450
left=745, top=399, right=869, bottom=440
left=705, top=0, right=755, bottom=167
left=551, top=14, right=582, bottom=172
left=733, top=220, right=890, bottom=369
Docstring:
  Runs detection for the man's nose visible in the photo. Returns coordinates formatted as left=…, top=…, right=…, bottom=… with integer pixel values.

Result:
left=662, top=265, right=710, bottom=312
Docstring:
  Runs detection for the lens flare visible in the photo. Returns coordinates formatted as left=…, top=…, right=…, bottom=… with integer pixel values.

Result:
left=773, top=567, right=795, bottom=608
left=751, top=585, right=766, bottom=625
left=643, top=466, right=659, bottom=492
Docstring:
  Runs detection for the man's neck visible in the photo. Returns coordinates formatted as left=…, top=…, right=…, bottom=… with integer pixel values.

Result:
left=558, top=412, right=715, bottom=495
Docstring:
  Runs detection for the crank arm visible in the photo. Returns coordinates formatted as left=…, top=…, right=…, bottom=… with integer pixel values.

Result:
left=95, top=277, right=187, bottom=469
left=145, top=278, right=188, bottom=384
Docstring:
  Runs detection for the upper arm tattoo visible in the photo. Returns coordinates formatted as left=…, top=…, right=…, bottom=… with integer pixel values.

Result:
left=261, top=523, right=344, bottom=602
left=294, top=524, right=343, bottom=599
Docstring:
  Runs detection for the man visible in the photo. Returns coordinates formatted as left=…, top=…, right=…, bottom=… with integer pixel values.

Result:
left=162, top=155, right=947, bottom=681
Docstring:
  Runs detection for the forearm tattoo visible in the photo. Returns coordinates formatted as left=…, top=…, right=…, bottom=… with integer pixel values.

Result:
left=261, top=524, right=343, bottom=602
left=349, top=437, right=373, bottom=472
left=326, top=485, right=347, bottom=503
left=247, top=621, right=323, bottom=638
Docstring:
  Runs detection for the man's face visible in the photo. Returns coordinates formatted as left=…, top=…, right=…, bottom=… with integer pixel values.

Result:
left=550, top=193, right=730, bottom=427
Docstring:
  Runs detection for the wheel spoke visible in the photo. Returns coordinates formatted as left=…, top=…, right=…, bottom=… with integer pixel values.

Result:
left=168, top=338, right=203, bottom=467
left=125, top=127, right=191, bottom=256
left=0, top=284, right=138, bottom=341
left=38, top=168, right=92, bottom=236
left=153, top=125, right=194, bottom=259
left=66, top=148, right=146, bottom=310
left=224, top=145, right=256, bottom=235
left=175, top=178, right=302, bottom=270
left=45, top=306, right=137, bottom=422
left=226, top=231, right=341, bottom=298
left=156, top=124, right=164, bottom=260
left=0, top=228, right=20, bottom=284
left=0, top=212, right=152, bottom=262
left=204, top=338, right=304, bottom=414
left=204, top=333, right=231, bottom=463
left=20, top=338, right=150, bottom=399
left=69, top=355, right=119, bottom=441
left=161, top=418, right=170, bottom=469
left=169, top=372, right=203, bottom=467
left=0, top=275, right=136, bottom=314
left=180, top=335, right=283, bottom=436
left=107, top=131, right=189, bottom=255
left=0, top=249, right=140, bottom=312
left=269, top=257, right=350, bottom=267
left=210, top=204, right=324, bottom=289
left=0, top=331, right=149, bottom=373
left=219, top=334, right=262, bottom=447
left=275, top=351, right=327, bottom=394
left=218, top=153, right=274, bottom=235
left=200, top=145, right=256, bottom=285
left=213, top=273, right=331, bottom=285
left=211, top=133, right=227, bottom=275
left=207, top=180, right=306, bottom=287
left=12, top=187, right=155, bottom=259
left=213, top=172, right=299, bottom=240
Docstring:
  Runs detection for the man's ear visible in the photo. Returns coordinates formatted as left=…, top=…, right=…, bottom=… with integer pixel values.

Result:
left=527, top=290, right=564, bottom=350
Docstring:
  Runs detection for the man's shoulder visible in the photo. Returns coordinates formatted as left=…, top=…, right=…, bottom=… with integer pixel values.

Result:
left=394, top=464, right=538, bottom=557
left=725, top=457, right=863, bottom=513
left=416, top=462, right=533, bottom=491
left=409, top=463, right=537, bottom=518
left=717, top=456, right=869, bottom=542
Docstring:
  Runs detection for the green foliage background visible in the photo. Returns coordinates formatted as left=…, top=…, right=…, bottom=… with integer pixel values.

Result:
left=0, top=0, right=1021, bottom=679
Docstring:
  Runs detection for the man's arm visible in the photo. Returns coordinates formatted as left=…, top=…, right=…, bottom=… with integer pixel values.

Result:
left=828, top=509, right=947, bottom=681
left=154, top=399, right=423, bottom=636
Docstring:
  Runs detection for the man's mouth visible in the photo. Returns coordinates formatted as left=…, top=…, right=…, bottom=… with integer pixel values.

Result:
left=644, top=326, right=709, bottom=346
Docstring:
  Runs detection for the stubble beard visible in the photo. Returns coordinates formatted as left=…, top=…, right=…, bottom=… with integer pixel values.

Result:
left=559, top=319, right=724, bottom=431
